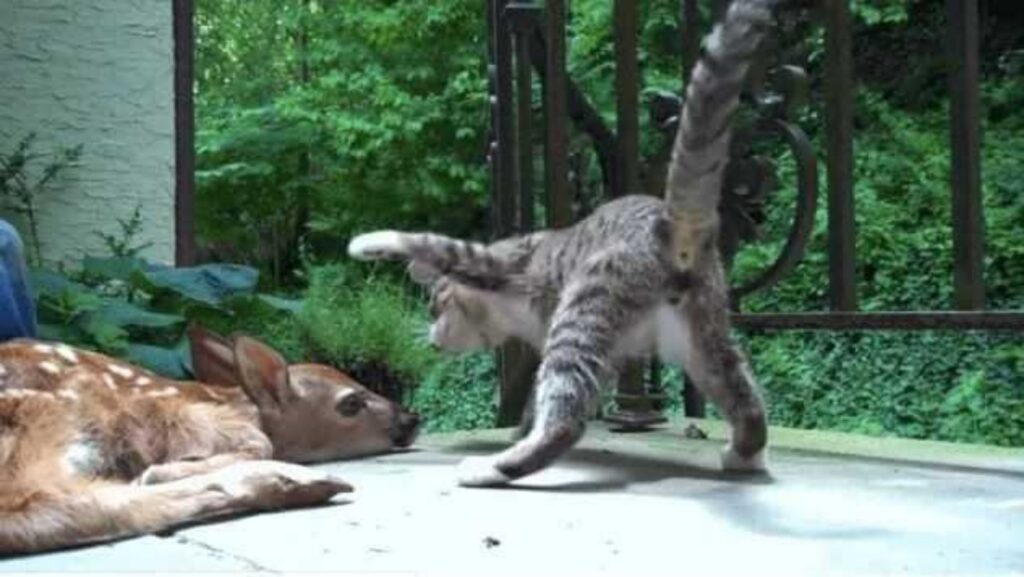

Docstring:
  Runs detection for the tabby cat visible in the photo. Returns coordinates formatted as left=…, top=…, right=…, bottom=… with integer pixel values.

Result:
left=349, top=0, right=777, bottom=486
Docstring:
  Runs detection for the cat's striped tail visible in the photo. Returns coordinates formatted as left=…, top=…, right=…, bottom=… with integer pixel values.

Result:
left=348, top=230, right=532, bottom=288
left=665, top=0, right=776, bottom=264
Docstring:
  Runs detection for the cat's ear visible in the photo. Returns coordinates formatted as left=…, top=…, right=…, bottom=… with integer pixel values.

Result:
left=407, top=261, right=441, bottom=285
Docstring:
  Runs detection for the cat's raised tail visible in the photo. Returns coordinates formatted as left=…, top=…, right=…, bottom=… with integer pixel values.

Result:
left=665, top=0, right=777, bottom=267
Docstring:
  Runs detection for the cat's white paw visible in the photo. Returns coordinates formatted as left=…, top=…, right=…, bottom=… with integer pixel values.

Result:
left=348, top=231, right=406, bottom=261
left=721, top=444, right=768, bottom=473
left=457, top=456, right=512, bottom=487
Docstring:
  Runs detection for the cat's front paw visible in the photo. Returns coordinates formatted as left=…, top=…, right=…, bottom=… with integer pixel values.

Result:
left=348, top=231, right=406, bottom=261
left=456, top=456, right=512, bottom=488
left=721, top=444, right=768, bottom=473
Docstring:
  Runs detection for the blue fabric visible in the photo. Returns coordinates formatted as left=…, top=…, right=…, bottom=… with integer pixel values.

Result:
left=0, top=220, right=37, bottom=340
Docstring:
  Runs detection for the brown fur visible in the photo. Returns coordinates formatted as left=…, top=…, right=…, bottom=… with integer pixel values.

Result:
left=0, top=328, right=420, bottom=554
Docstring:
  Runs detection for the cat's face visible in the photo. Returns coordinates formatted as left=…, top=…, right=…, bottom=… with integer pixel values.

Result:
left=426, top=277, right=496, bottom=352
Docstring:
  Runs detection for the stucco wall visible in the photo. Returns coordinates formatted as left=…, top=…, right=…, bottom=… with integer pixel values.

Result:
left=0, top=0, right=176, bottom=266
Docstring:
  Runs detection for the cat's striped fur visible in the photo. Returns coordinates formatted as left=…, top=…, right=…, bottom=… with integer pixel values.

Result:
left=349, top=0, right=777, bottom=486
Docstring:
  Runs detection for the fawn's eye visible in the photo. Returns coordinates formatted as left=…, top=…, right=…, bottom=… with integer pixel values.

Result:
left=335, top=392, right=366, bottom=417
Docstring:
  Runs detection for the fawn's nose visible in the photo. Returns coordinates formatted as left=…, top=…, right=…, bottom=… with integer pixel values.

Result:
left=392, top=410, right=422, bottom=448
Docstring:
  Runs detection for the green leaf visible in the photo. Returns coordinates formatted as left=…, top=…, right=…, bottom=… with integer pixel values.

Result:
left=29, top=268, right=86, bottom=299
left=81, top=256, right=148, bottom=282
left=80, top=317, right=128, bottom=351
left=88, top=299, right=185, bottom=329
left=135, top=264, right=259, bottom=307
left=124, top=343, right=190, bottom=379
left=256, top=294, right=304, bottom=314
left=37, top=322, right=78, bottom=343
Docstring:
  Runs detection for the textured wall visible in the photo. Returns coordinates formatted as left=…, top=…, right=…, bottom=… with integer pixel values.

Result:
left=0, top=0, right=175, bottom=266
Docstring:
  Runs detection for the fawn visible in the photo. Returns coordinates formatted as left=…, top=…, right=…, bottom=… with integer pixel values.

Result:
left=0, top=326, right=421, bottom=554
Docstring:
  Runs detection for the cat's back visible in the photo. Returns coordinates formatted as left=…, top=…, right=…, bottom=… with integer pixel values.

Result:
left=527, top=195, right=672, bottom=280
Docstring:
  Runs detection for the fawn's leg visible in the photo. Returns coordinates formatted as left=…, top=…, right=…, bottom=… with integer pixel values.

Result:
left=0, top=460, right=351, bottom=554
left=136, top=420, right=273, bottom=485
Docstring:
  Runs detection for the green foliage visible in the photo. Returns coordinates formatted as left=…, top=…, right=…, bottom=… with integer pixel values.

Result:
left=740, top=331, right=1024, bottom=446
left=31, top=256, right=298, bottom=379
left=196, top=0, right=490, bottom=285
left=412, top=354, right=498, bottom=433
left=300, top=263, right=437, bottom=383
left=94, top=205, right=153, bottom=258
left=850, top=0, right=910, bottom=26
left=0, top=133, right=82, bottom=265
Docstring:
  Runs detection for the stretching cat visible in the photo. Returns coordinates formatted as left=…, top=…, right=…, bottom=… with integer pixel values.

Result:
left=349, top=0, right=777, bottom=486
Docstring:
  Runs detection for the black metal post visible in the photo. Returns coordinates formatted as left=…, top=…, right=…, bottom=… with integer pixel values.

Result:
left=824, top=0, right=857, bottom=311
left=173, top=0, right=196, bottom=266
left=493, top=0, right=517, bottom=239
left=543, top=0, right=571, bottom=228
left=947, top=0, right=985, bottom=310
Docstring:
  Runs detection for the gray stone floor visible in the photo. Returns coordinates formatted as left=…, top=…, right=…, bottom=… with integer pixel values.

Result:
left=3, top=420, right=1023, bottom=576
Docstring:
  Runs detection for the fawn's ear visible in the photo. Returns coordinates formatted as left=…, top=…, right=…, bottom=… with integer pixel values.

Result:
left=232, top=335, right=298, bottom=410
left=188, top=325, right=240, bottom=388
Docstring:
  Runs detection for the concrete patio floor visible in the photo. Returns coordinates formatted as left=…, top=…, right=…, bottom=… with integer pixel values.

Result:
left=3, top=419, right=1023, bottom=576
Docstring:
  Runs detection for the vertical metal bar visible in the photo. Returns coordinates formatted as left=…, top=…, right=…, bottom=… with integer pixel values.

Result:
left=824, top=0, right=857, bottom=311
left=680, top=0, right=700, bottom=85
left=544, top=0, right=571, bottom=228
left=497, top=5, right=543, bottom=427
left=494, top=0, right=517, bottom=238
left=492, top=0, right=532, bottom=426
left=614, top=0, right=639, bottom=197
left=172, top=0, right=197, bottom=266
left=947, top=0, right=985, bottom=309
left=613, top=0, right=647, bottom=415
left=711, top=0, right=728, bottom=23
left=486, top=0, right=501, bottom=235
left=514, top=28, right=535, bottom=231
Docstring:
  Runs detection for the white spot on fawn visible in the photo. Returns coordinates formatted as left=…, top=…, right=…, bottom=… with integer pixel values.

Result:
left=134, top=376, right=152, bottom=387
left=0, top=364, right=7, bottom=377
left=55, top=345, right=79, bottom=364
left=101, top=373, right=117, bottom=391
left=38, top=361, right=62, bottom=375
left=146, top=387, right=179, bottom=398
left=63, top=440, right=101, bottom=476
left=108, top=364, right=133, bottom=379
left=57, top=390, right=80, bottom=402
left=33, top=344, right=54, bottom=354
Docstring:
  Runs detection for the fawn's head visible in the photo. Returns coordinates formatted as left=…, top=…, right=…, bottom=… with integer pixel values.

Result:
left=189, top=327, right=420, bottom=463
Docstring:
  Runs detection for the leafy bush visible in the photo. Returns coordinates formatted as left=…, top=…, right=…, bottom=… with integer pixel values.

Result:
left=196, top=0, right=491, bottom=284
left=31, top=256, right=300, bottom=379
left=740, top=331, right=1024, bottom=446
left=412, top=353, right=498, bottom=433
left=300, top=264, right=436, bottom=387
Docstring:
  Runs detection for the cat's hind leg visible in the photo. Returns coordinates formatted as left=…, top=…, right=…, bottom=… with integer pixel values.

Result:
left=664, top=287, right=769, bottom=473
left=459, top=251, right=658, bottom=486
